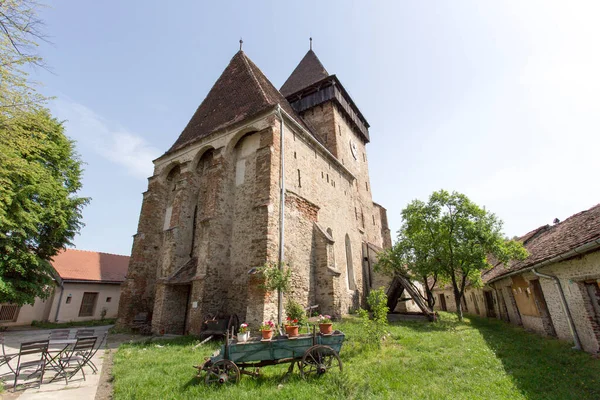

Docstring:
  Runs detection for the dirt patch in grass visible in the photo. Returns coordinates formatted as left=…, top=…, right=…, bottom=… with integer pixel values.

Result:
left=95, top=348, right=115, bottom=400
left=95, top=332, right=149, bottom=400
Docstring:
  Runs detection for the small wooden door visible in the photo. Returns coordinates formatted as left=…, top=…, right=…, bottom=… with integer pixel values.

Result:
left=472, top=293, right=480, bottom=315
left=439, top=294, right=447, bottom=311
left=530, top=280, right=556, bottom=336
left=79, top=292, right=98, bottom=317
left=484, top=291, right=496, bottom=318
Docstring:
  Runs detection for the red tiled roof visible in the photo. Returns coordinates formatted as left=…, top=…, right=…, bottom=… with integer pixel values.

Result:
left=485, top=203, right=600, bottom=283
left=168, top=51, right=312, bottom=154
left=50, top=249, right=129, bottom=283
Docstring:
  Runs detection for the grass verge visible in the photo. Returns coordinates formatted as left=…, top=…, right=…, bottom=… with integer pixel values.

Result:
left=112, top=313, right=600, bottom=399
left=31, top=318, right=116, bottom=329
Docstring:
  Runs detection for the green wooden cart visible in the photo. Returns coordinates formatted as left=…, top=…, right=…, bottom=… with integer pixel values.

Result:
left=196, top=328, right=345, bottom=384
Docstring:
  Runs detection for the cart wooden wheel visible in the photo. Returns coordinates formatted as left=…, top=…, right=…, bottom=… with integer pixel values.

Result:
left=204, top=359, right=241, bottom=385
left=299, top=345, right=342, bottom=379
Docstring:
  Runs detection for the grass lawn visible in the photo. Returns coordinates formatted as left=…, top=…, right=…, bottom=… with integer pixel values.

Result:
left=112, top=313, right=600, bottom=399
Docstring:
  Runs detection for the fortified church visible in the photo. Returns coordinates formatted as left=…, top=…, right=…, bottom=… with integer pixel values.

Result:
left=117, top=43, right=392, bottom=334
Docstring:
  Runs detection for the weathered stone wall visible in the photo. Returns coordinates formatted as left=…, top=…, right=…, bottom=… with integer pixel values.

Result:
left=283, top=103, right=390, bottom=315
left=532, top=252, right=600, bottom=353
left=118, top=114, right=277, bottom=332
left=373, top=203, right=392, bottom=249
left=119, top=98, right=392, bottom=334
left=117, top=176, right=167, bottom=328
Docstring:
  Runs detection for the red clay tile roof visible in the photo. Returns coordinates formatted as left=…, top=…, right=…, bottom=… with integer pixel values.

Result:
left=50, top=249, right=129, bottom=283
left=485, top=203, right=600, bottom=283
left=168, top=51, right=311, bottom=154
left=280, top=50, right=330, bottom=97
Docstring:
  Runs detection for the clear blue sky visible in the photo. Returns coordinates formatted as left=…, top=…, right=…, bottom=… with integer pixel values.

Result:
left=34, top=1, right=600, bottom=255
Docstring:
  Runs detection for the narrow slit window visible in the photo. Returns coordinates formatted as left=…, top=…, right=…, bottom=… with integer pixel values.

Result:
left=297, top=169, right=302, bottom=188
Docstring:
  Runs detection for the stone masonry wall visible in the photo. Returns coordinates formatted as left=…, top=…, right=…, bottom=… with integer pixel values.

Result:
left=120, top=101, right=391, bottom=333
left=532, top=251, right=600, bottom=353
left=286, top=102, right=390, bottom=314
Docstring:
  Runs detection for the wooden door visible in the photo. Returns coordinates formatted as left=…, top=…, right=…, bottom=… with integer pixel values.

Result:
left=78, top=292, right=98, bottom=317
left=439, top=294, right=447, bottom=311
left=484, top=291, right=497, bottom=318
left=530, top=280, right=556, bottom=336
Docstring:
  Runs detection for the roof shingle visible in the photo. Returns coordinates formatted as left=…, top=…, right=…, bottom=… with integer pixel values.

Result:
left=280, top=50, right=330, bottom=97
left=485, top=203, right=600, bottom=282
left=168, top=51, right=311, bottom=154
left=51, top=249, right=129, bottom=283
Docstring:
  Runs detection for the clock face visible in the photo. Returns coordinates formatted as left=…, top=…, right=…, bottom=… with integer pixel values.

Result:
left=350, top=140, right=358, bottom=160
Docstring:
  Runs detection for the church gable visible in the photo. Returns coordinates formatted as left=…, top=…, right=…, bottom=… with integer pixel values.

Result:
left=169, top=51, right=312, bottom=154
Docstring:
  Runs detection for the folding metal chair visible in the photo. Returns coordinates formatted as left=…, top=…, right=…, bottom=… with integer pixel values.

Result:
left=75, top=328, right=95, bottom=338
left=46, top=330, right=76, bottom=374
left=50, top=336, right=97, bottom=384
left=48, top=329, right=70, bottom=340
left=84, top=331, right=107, bottom=373
left=12, top=340, right=48, bottom=391
left=0, top=333, right=17, bottom=375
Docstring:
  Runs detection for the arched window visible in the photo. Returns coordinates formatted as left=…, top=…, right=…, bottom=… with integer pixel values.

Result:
left=345, top=234, right=356, bottom=290
left=233, top=131, right=260, bottom=186
left=163, top=165, right=181, bottom=231
left=191, top=149, right=215, bottom=257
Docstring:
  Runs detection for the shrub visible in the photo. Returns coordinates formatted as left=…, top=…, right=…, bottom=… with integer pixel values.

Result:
left=357, top=288, right=389, bottom=349
left=368, top=287, right=389, bottom=326
left=256, top=262, right=291, bottom=293
left=285, top=298, right=306, bottom=325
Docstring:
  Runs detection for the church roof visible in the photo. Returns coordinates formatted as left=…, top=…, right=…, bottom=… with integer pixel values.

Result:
left=280, top=50, right=330, bottom=97
left=168, top=51, right=311, bottom=153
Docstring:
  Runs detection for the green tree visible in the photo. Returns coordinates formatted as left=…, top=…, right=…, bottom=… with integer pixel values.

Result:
left=0, top=0, right=48, bottom=117
left=381, top=190, right=527, bottom=321
left=0, top=109, right=88, bottom=305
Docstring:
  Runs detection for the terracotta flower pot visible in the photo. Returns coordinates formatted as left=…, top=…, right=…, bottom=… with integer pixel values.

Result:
left=319, top=323, right=333, bottom=335
left=261, top=329, right=273, bottom=340
left=285, top=325, right=299, bottom=337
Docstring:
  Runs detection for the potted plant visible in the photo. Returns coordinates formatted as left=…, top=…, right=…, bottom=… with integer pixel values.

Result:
left=260, top=320, right=275, bottom=340
left=285, top=298, right=306, bottom=337
left=318, top=314, right=333, bottom=335
left=237, top=323, right=250, bottom=343
left=285, top=317, right=299, bottom=337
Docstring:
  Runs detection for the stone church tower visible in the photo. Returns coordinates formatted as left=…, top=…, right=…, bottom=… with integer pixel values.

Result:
left=117, top=46, right=392, bottom=334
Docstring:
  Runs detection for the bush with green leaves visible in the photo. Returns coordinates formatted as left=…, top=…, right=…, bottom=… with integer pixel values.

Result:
left=256, top=262, right=291, bottom=293
left=285, top=298, right=306, bottom=326
left=357, top=288, right=389, bottom=348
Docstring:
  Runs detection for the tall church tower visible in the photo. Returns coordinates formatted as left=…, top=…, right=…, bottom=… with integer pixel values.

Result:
left=117, top=46, right=391, bottom=335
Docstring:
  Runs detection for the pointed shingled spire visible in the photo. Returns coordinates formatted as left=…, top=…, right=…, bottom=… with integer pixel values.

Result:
left=168, top=51, right=310, bottom=153
left=280, top=49, right=330, bottom=97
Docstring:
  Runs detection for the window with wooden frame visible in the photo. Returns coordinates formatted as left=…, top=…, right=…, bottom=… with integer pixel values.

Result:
left=78, top=292, right=99, bottom=317
left=0, top=304, right=20, bottom=322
